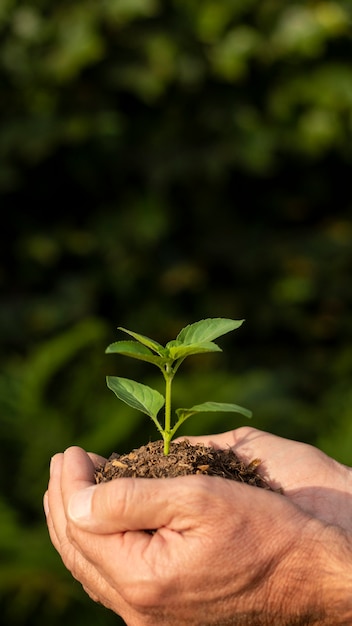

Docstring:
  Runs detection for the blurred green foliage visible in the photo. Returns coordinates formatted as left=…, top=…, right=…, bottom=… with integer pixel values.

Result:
left=1, top=0, right=352, bottom=624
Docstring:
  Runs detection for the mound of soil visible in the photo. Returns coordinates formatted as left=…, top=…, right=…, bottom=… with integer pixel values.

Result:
left=94, top=439, right=271, bottom=489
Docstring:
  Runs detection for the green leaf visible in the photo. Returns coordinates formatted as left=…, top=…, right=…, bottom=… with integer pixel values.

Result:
left=176, top=318, right=244, bottom=345
left=106, top=341, right=166, bottom=366
left=106, top=376, right=165, bottom=419
left=166, top=341, right=222, bottom=360
left=176, top=401, right=252, bottom=421
left=118, top=327, right=166, bottom=355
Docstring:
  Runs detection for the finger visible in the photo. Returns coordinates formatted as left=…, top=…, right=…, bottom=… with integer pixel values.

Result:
left=47, top=451, right=93, bottom=555
left=177, top=427, right=269, bottom=458
left=60, top=446, right=103, bottom=514
left=43, top=489, right=61, bottom=554
left=67, top=477, right=180, bottom=533
left=46, top=456, right=121, bottom=600
left=47, top=453, right=67, bottom=546
left=43, top=490, right=49, bottom=517
left=176, top=430, right=239, bottom=448
left=46, top=454, right=84, bottom=569
left=65, top=446, right=97, bottom=482
left=230, top=427, right=295, bottom=463
left=45, top=451, right=135, bottom=617
left=181, top=427, right=296, bottom=466
left=48, top=502, right=129, bottom=619
left=177, top=428, right=290, bottom=492
left=87, top=452, right=107, bottom=468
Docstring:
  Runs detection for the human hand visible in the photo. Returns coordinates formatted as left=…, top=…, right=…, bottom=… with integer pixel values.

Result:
left=182, top=427, right=352, bottom=531
left=44, top=440, right=352, bottom=626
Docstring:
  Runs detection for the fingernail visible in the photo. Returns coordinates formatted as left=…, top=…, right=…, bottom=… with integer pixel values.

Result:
left=49, top=456, right=56, bottom=477
left=43, top=491, right=49, bottom=517
left=50, top=453, right=62, bottom=477
left=68, top=485, right=97, bottom=523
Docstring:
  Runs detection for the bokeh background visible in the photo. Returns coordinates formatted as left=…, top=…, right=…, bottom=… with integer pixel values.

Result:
left=1, top=1, right=352, bottom=624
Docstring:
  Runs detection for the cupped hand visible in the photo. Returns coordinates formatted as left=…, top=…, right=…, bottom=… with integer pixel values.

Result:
left=44, top=436, right=352, bottom=626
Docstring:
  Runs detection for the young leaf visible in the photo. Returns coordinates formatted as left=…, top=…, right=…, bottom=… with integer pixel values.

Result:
left=176, top=401, right=252, bottom=421
left=106, top=376, right=165, bottom=420
left=118, top=327, right=166, bottom=356
left=166, top=341, right=222, bottom=360
left=106, top=341, right=166, bottom=367
left=195, top=400, right=252, bottom=418
left=170, top=401, right=251, bottom=440
left=176, top=318, right=244, bottom=345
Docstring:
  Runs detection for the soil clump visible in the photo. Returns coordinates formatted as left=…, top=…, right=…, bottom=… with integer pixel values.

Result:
left=95, top=439, right=271, bottom=489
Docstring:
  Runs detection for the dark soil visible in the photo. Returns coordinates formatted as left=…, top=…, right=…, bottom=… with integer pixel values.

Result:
left=94, top=439, right=272, bottom=489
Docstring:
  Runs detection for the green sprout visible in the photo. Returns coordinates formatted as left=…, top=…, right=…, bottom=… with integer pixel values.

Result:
left=106, top=317, right=252, bottom=455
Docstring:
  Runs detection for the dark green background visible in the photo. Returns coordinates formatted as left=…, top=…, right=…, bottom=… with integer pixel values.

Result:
left=1, top=1, right=352, bottom=624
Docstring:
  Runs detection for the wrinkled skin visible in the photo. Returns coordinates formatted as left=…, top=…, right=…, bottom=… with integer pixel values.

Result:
left=44, top=427, right=352, bottom=626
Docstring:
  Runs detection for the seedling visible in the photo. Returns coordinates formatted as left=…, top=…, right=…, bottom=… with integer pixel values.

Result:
left=106, top=317, right=252, bottom=455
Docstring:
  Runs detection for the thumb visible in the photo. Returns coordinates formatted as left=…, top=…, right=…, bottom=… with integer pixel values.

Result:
left=67, top=474, right=198, bottom=534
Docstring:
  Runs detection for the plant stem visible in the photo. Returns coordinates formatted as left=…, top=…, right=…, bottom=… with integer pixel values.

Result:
left=163, top=365, right=173, bottom=454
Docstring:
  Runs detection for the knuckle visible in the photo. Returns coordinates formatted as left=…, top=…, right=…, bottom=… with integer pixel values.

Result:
left=122, top=575, right=172, bottom=611
left=235, top=425, right=257, bottom=438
